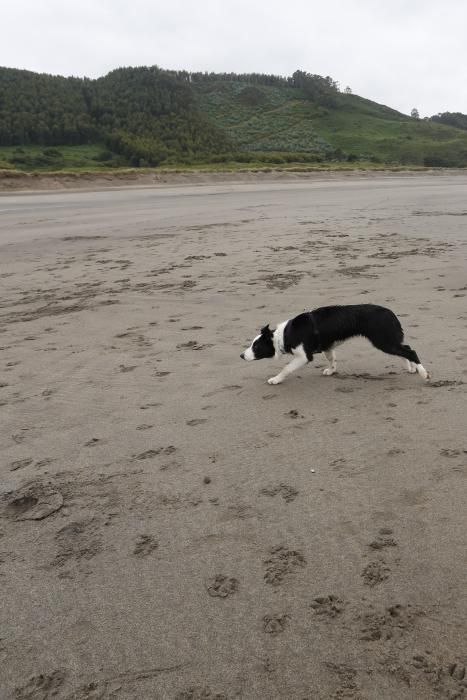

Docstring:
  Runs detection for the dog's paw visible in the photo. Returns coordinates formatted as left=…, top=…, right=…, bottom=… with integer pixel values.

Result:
left=268, top=376, right=283, bottom=385
left=407, top=366, right=417, bottom=374
left=416, top=364, right=429, bottom=380
left=322, top=368, right=336, bottom=376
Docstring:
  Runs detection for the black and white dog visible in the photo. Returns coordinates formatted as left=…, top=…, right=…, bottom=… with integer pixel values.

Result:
left=240, top=304, right=429, bottom=384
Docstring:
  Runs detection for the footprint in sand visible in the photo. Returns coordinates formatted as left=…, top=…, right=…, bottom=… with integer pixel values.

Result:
left=262, top=613, right=290, bottom=634
left=9, top=458, right=33, bottom=472
left=176, top=687, right=227, bottom=700
left=53, top=518, right=102, bottom=569
left=176, top=340, right=213, bottom=351
left=159, top=457, right=182, bottom=471
left=361, top=559, right=390, bottom=586
left=206, top=575, right=239, bottom=598
left=133, top=446, right=176, bottom=460
left=330, top=458, right=347, bottom=471
left=1, top=482, right=63, bottom=521
left=411, top=654, right=466, bottom=696
left=310, top=595, right=345, bottom=618
left=11, top=430, right=29, bottom=444
left=35, top=458, right=54, bottom=469
left=428, top=379, right=464, bottom=388
left=263, top=546, right=306, bottom=586
left=448, top=663, right=466, bottom=681
left=440, top=448, right=466, bottom=458
left=133, top=535, right=158, bottom=557
left=260, top=484, right=298, bottom=503
left=186, top=419, right=208, bottom=426
left=202, top=384, right=242, bottom=398
left=368, top=528, right=398, bottom=550
left=286, top=409, right=304, bottom=419
left=14, top=670, right=66, bottom=699
left=324, top=661, right=360, bottom=698
left=41, top=389, right=55, bottom=398
left=358, top=603, right=424, bottom=641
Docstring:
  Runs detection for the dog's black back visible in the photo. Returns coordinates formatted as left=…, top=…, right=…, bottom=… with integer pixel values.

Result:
left=285, top=304, right=405, bottom=358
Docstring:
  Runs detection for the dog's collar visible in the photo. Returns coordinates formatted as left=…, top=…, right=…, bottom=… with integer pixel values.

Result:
left=274, top=321, right=288, bottom=358
left=274, top=313, right=322, bottom=356
left=274, top=333, right=285, bottom=358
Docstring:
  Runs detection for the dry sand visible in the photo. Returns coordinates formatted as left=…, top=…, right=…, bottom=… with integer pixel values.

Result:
left=0, top=174, right=466, bottom=699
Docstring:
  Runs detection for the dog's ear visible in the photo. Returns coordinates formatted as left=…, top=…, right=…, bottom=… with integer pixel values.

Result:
left=260, top=324, right=272, bottom=336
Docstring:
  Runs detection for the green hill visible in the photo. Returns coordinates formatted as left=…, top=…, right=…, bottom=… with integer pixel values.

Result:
left=1, top=65, right=467, bottom=170
left=193, top=79, right=467, bottom=166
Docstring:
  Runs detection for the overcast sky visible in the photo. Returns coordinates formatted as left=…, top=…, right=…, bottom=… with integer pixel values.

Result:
left=2, top=0, right=466, bottom=117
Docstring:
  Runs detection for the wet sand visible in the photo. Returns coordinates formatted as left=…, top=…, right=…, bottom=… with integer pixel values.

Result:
left=1, top=175, right=466, bottom=699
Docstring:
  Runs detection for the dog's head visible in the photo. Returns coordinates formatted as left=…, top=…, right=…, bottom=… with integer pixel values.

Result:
left=240, top=324, right=275, bottom=361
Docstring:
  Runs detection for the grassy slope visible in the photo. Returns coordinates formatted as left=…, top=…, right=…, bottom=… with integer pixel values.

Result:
left=194, top=82, right=467, bottom=165
left=194, top=82, right=331, bottom=154
left=313, top=93, right=467, bottom=163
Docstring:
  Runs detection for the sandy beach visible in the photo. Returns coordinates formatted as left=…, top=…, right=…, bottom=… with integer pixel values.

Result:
left=1, top=173, right=466, bottom=699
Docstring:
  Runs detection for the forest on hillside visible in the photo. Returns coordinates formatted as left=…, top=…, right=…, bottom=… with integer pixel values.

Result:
left=0, top=66, right=339, bottom=166
left=1, top=65, right=467, bottom=168
left=0, top=66, right=231, bottom=164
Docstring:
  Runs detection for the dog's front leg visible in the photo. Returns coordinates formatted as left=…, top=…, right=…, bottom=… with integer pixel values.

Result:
left=268, top=354, right=308, bottom=385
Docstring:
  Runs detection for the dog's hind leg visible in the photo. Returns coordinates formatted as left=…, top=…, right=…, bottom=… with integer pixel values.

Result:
left=322, top=348, right=337, bottom=376
left=373, top=342, right=429, bottom=380
left=401, top=344, right=429, bottom=379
